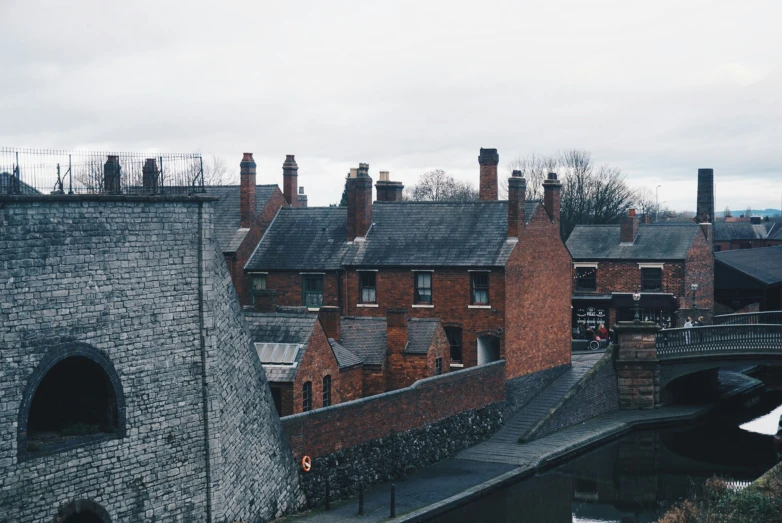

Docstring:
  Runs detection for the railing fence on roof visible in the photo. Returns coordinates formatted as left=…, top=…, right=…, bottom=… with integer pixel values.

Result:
left=0, top=147, right=204, bottom=196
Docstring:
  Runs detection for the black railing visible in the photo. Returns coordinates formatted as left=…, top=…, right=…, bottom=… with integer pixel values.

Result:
left=0, top=147, right=204, bottom=196
left=714, top=311, right=782, bottom=325
left=656, top=324, right=782, bottom=359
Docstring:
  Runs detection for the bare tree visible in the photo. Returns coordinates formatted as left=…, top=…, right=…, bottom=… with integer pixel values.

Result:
left=502, top=153, right=555, bottom=200
left=202, top=154, right=229, bottom=186
left=404, top=169, right=478, bottom=202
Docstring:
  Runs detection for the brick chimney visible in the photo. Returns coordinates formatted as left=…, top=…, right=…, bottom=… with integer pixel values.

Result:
left=620, top=209, right=639, bottom=244
left=253, top=289, right=277, bottom=313
left=298, top=186, right=308, bottom=208
left=283, top=155, right=298, bottom=207
left=543, top=172, right=562, bottom=225
left=696, top=168, right=714, bottom=224
left=386, top=308, right=408, bottom=391
left=478, top=148, right=499, bottom=201
left=507, top=170, right=527, bottom=238
left=142, top=158, right=158, bottom=193
left=240, top=153, right=257, bottom=228
left=347, top=163, right=373, bottom=241
left=318, top=306, right=341, bottom=340
left=103, top=155, right=121, bottom=193
left=375, top=171, right=405, bottom=202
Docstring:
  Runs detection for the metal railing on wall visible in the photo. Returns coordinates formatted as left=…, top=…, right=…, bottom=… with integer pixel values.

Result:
left=714, top=311, right=782, bottom=326
left=0, top=147, right=205, bottom=196
left=656, top=324, right=782, bottom=359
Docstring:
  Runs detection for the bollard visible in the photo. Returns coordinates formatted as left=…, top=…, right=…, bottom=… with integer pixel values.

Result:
left=325, top=475, right=330, bottom=511
left=358, top=482, right=364, bottom=515
left=390, top=483, right=396, bottom=518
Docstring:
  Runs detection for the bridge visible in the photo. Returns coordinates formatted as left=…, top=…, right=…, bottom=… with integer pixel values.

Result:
left=615, top=311, right=782, bottom=409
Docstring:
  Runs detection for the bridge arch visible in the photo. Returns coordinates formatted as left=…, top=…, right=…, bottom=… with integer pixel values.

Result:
left=52, top=499, right=112, bottom=523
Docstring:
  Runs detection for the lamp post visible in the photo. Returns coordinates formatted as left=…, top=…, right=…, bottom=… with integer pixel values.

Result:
left=690, top=282, right=699, bottom=309
left=656, top=185, right=661, bottom=223
left=632, top=290, right=641, bottom=323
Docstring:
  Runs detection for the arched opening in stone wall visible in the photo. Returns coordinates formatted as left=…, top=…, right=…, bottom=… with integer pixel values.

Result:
left=662, top=369, right=720, bottom=405
left=20, top=344, right=125, bottom=459
left=477, top=334, right=500, bottom=366
left=53, top=499, right=112, bottom=523
left=61, top=511, right=106, bottom=523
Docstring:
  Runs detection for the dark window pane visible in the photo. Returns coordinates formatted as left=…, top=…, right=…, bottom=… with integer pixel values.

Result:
left=471, top=273, right=489, bottom=305
left=322, top=375, right=331, bottom=407
left=444, top=326, right=462, bottom=363
left=641, top=268, right=662, bottom=292
left=302, top=381, right=312, bottom=412
left=575, top=267, right=597, bottom=292
left=435, top=357, right=442, bottom=375
left=303, top=275, right=324, bottom=308
left=414, top=272, right=432, bottom=304
left=359, top=272, right=376, bottom=304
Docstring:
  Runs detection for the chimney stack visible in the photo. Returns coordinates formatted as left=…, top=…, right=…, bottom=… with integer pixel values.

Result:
left=283, top=155, right=298, bottom=207
left=507, top=170, right=527, bottom=238
left=620, top=209, right=639, bottom=244
left=240, top=153, right=257, bottom=228
left=347, top=163, right=373, bottom=241
left=142, top=158, right=158, bottom=193
left=103, top=155, right=121, bottom=194
left=318, top=306, right=341, bottom=341
left=478, top=148, right=499, bottom=201
left=543, top=172, right=562, bottom=225
left=298, top=186, right=308, bottom=208
left=375, top=171, right=405, bottom=202
left=696, top=168, right=714, bottom=224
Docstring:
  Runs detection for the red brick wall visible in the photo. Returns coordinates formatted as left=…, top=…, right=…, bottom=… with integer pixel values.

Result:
left=265, top=271, right=341, bottom=309
left=343, top=269, right=505, bottom=368
left=388, top=321, right=451, bottom=391
left=270, top=383, right=294, bottom=417
left=578, top=260, right=685, bottom=296
left=362, top=366, right=385, bottom=397
left=505, top=205, right=572, bottom=379
left=684, top=227, right=714, bottom=311
left=281, top=360, right=505, bottom=459
left=427, top=324, right=451, bottom=377
left=291, top=320, right=348, bottom=414
left=338, top=365, right=364, bottom=402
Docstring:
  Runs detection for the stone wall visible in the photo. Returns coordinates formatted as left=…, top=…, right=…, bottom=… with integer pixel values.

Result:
left=503, top=363, right=570, bottom=419
left=0, top=195, right=303, bottom=522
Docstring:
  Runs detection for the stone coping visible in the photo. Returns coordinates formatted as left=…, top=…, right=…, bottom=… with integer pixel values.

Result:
left=0, top=193, right=218, bottom=203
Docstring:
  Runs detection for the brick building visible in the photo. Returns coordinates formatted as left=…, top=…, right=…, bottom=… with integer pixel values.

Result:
left=713, top=218, right=781, bottom=251
left=210, top=153, right=308, bottom=306
left=566, top=209, right=714, bottom=328
left=245, top=148, right=572, bottom=381
left=715, top=246, right=782, bottom=311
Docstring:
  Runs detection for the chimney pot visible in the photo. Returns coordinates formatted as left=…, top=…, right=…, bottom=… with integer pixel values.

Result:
left=349, top=168, right=357, bottom=178
left=379, top=171, right=390, bottom=181
left=512, top=170, right=522, bottom=177
left=299, top=186, right=304, bottom=194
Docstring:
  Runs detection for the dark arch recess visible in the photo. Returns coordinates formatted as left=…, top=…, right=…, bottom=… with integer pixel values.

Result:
left=18, top=342, right=126, bottom=461
left=53, top=499, right=112, bottom=523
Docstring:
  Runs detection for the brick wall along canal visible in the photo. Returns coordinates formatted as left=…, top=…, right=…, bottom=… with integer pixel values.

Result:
left=431, top=392, right=782, bottom=523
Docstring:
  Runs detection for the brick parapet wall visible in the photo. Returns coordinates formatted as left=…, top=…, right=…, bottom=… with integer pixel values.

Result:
left=281, top=360, right=505, bottom=460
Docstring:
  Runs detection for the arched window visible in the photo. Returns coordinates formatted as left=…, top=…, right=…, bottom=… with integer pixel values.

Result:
left=322, top=375, right=331, bottom=407
left=19, top=343, right=125, bottom=460
left=302, top=381, right=312, bottom=412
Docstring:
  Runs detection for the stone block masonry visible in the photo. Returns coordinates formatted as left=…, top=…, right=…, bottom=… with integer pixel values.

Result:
left=0, top=195, right=304, bottom=522
left=280, top=361, right=505, bottom=506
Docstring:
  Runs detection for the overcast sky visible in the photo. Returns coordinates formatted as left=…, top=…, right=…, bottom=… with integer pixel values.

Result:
left=2, top=0, right=781, bottom=211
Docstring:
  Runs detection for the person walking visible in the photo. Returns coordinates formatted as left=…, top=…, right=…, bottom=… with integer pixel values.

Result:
left=684, top=316, right=693, bottom=344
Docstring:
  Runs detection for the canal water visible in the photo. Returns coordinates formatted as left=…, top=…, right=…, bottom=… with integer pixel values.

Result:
left=431, top=392, right=782, bottom=523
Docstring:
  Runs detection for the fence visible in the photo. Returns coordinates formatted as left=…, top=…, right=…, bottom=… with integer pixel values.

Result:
left=656, top=324, right=782, bottom=359
left=0, top=147, right=204, bottom=196
left=714, top=311, right=782, bottom=325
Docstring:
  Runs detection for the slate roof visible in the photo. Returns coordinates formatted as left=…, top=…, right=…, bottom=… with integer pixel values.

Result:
left=337, top=316, right=440, bottom=365
left=566, top=223, right=702, bottom=260
left=246, top=200, right=544, bottom=270
left=328, top=339, right=363, bottom=369
left=715, top=246, right=782, bottom=286
left=714, top=221, right=771, bottom=242
left=207, top=184, right=279, bottom=252
left=406, top=319, right=441, bottom=354
left=0, top=172, right=41, bottom=194
left=243, top=312, right=315, bottom=382
left=767, top=221, right=782, bottom=240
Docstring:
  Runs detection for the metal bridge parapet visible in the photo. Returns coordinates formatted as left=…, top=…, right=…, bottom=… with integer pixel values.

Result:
left=656, top=323, right=782, bottom=360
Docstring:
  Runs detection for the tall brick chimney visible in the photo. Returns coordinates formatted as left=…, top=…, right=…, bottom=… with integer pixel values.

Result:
left=620, top=209, right=639, bottom=244
left=240, top=153, right=257, bottom=228
left=507, top=170, right=527, bottom=238
left=347, top=163, right=373, bottom=241
left=103, top=155, right=121, bottom=194
left=142, top=158, right=158, bottom=193
left=318, top=306, right=341, bottom=340
left=386, top=308, right=408, bottom=391
left=298, top=186, right=308, bottom=208
left=696, top=168, right=714, bottom=224
left=375, top=171, right=405, bottom=202
left=478, top=148, right=499, bottom=201
left=283, top=155, right=298, bottom=207
left=543, top=172, right=562, bottom=225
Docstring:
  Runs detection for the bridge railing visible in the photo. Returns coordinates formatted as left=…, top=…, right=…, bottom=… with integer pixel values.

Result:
left=656, top=324, right=782, bottom=359
left=714, top=311, right=782, bottom=325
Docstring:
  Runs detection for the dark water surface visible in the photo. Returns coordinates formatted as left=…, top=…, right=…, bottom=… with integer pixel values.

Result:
left=431, top=393, right=782, bottom=523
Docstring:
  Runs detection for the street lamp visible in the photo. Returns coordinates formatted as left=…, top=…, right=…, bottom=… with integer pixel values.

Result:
left=656, top=185, right=661, bottom=223
left=690, top=282, right=699, bottom=309
left=632, top=290, right=641, bottom=323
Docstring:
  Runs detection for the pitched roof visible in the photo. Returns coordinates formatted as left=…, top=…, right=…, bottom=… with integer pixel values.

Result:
left=243, top=311, right=316, bottom=383
left=715, top=246, right=782, bottom=286
left=246, top=200, right=544, bottom=270
left=566, top=223, right=701, bottom=260
left=328, top=339, right=363, bottom=369
left=0, top=172, right=41, bottom=195
left=207, top=184, right=279, bottom=252
left=337, top=316, right=440, bottom=365
left=714, top=221, right=771, bottom=242
left=406, top=319, right=441, bottom=354
left=246, top=207, right=350, bottom=271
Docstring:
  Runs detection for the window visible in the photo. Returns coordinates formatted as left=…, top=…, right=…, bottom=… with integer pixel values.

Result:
left=641, top=268, right=662, bottom=292
left=435, top=357, right=443, bottom=375
left=471, top=272, right=489, bottom=305
left=575, top=267, right=597, bottom=292
left=302, top=275, right=324, bottom=308
left=250, top=274, right=266, bottom=305
left=414, top=272, right=432, bottom=304
left=302, top=381, right=312, bottom=412
left=322, top=375, right=331, bottom=407
left=444, top=326, right=462, bottom=364
left=359, top=272, right=376, bottom=304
